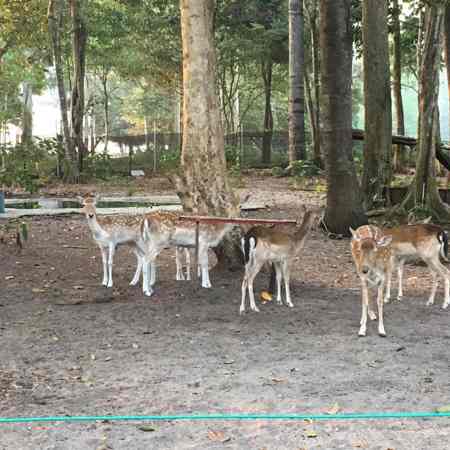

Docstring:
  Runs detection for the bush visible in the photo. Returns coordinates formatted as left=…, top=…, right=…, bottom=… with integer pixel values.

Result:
left=0, top=138, right=59, bottom=193
left=271, top=166, right=284, bottom=177
left=291, top=160, right=321, bottom=178
left=82, top=153, right=113, bottom=180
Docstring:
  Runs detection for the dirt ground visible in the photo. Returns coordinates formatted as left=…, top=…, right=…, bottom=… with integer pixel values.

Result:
left=1, top=176, right=450, bottom=449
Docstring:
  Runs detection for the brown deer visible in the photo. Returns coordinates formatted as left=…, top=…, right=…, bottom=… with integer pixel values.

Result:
left=79, top=195, right=189, bottom=291
left=141, top=211, right=234, bottom=296
left=240, top=206, right=323, bottom=314
left=381, top=224, right=449, bottom=308
left=350, top=225, right=393, bottom=337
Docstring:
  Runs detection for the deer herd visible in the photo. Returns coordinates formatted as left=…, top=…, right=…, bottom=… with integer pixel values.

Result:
left=79, top=195, right=449, bottom=338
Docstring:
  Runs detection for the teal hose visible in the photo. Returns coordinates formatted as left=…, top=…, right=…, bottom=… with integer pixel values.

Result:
left=1, top=411, right=450, bottom=424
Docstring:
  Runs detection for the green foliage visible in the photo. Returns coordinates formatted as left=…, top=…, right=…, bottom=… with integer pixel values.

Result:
left=271, top=166, right=284, bottom=177
left=290, top=160, right=321, bottom=178
left=82, top=153, right=113, bottom=180
left=0, top=138, right=59, bottom=193
left=159, top=148, right=180, bottom=172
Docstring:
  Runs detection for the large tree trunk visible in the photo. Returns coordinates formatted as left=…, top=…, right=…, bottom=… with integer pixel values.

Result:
left=401, top=4, right=450, bottom=221
left=261, top=58, right=273, bottom=165
left=47, top=0, right=78, bottom=182
left=176, top=0, right=239, bottom=267
left=21, top=81, right=33, bottom=145
left=307, top=0, right=322, bottom=167
left=320, top=0, right=367, bottom=235
left=444, top=5, right=450, bottom=145
left=70, top=0, right=87, bottom=175
left=288, top=0, right=306, bottom=162
left=100, top=69, right=110, bottom=154
left=392, top=0, right=406, bottom=172
left=361, top=0, right=392, bottom=209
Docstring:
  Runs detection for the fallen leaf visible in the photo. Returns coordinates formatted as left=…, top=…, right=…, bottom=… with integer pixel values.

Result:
left=90, top=354, right=96, bottom=361
left=32, top=288, right=46, bottom=293
left=5, top=275, right=15, bottom=280
left=305, top=430, right=318, bottom=438
left=260, top=291, right=272, bottom=302
left=223, top=360, right=235, bottom=365
left=326, top=402, right=340, bottom=415
left=208, top=430, right=230, bottom=443
left=138, top=425, right=156, bottom=432
left=436, top=405, right=450, bottom=413
left=271, top=378, right=286, bottom=384
left=73, top=285, right=84, bottom=290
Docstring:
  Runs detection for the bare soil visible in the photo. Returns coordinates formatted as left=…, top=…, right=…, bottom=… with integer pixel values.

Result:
left=1, top=175, right=450, bottom=449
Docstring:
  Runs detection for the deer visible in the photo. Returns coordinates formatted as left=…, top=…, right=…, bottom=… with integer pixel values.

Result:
left=380, top=224, right=449, bottom=309
left=239, top=205, right=323, bottom=314
left=79, top=195, right=190, bottom=291
left=140, top=211, right=235, bottom=296
left=350, top=225, right=393, bottom=337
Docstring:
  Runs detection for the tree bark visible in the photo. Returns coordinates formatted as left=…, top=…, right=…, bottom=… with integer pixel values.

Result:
left=401, top=4, right=450, bottom=221
left=320, top=0, right=367, bottom=235
left=47, top=0, right=78, bottom=182
left=392, top=0, right=406, bottom=172
left=176, top=0, right=239, bottom=267
left=100, top=69, right=110, bottom=154
left=361, top=0, right=392, bottom=209
left=261, top=58, right=273, bottom=165
left=444, top=5, right=450, bottom=148
left=70, top=0, right=87, bottom=175
left=288, top=0, right=306, bottom=162
left=21, top=81, right=33, bottom=145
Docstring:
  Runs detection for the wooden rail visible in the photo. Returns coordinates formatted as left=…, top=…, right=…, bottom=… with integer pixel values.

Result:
left=352, top=128, right=450, bottom=170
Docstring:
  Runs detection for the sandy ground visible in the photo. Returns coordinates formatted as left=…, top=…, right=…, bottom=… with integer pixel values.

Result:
left=1, top=175, right=450, bottom=449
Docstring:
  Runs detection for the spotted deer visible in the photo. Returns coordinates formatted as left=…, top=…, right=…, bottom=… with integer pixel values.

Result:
left=141, top=211, right=234, bottom=296
left=79, top=195, right=190, bottom=290
left=240, top=205, right=323, bottom=314
left=381, top=224, right=449, bottom=308
left=350, top=225, right=393, bottom=337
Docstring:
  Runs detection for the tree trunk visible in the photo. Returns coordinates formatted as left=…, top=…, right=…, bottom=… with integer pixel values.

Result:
left=361, top=0, right=392, bottom=209
left=305, top=70, right=320, bottom=165
left=288, top=0, right=306, bottom=163
left=309, top=0, right=322, bottom=167
left=70, top=0, right=87, bottom=175
left=176, top=0, right=239, bottom=267
left=392, top=0, right=406, bottom=172
left=401, top=4, right=450, bottom=221
left=21, top=81, right=33, bottom=145
left=261, top=58, right=273, bottom=165
left=320, top=0, right=367, bottom=235
left=444, top=5, right=450, bottom=147
left=47, top=0, right=78, bottom=182
left=101, top=70, right=110, bottom=154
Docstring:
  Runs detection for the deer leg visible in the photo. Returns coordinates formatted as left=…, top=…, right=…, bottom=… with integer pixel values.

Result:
left=384, top=263, right=393, bottom=304
left=396, top=259, right=405, bottom=301
left=199, top=245, right=211, bottom=288
left=274, top=262, right=283, bottom=305
left=247, top=260, right=264, bottom=312
left=176, top=247, right=184, bottom=280
left=106, top=242, right=115, bottom=288
left=240, top=268, right=249, bottom=314
left=99, top=245, right=108, bottom=286
left=426, top=270, right=438, bottom=306
left=359, top=278, right=369, bottom=337
left=130, top=250, right=142, bottom=286
left=377, top=283, right=386, bottom=337
left=281, top=260, right=293, bottom=308
left=426, top=257, right=450, bottom=309
left=185, top=248, right=191, bottom=280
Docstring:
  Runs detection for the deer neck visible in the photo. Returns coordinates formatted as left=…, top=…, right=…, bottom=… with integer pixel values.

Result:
left=292, top=213, right=315, bottom=252
left=86, top=212, right=105, bottom=238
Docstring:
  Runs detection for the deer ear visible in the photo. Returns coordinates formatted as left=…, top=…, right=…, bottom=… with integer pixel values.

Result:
left=377, top=235, right=392, bottom=247
left=349, top=227, right=359, bottom=240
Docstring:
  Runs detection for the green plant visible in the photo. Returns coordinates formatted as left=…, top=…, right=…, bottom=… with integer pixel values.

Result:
left=291, top=160, right=321, bottom=178
left=271, top=166, right=284, bottom=177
